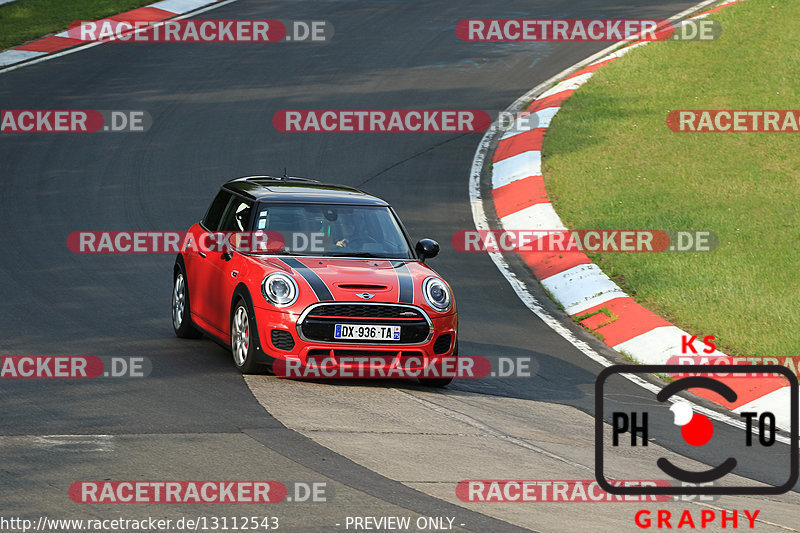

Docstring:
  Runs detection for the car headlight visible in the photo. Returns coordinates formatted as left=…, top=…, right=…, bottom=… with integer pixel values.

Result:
left=262, top=273, right=299, bottom=307
left=423, top=277, right=452, bottom=311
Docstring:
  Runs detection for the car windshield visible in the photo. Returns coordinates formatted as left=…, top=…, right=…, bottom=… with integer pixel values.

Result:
left=250, top=203, right=415, bottom=259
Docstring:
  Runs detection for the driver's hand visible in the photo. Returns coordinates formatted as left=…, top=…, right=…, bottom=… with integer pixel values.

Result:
left=335, top=238, right=348, bottom=247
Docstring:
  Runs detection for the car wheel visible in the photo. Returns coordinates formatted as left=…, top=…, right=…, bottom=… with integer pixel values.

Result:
left=231, top=299, right=260, bottom=374
left=418, top=341, right=457, bottom=388
left=172, top=265, right=202, bottom=339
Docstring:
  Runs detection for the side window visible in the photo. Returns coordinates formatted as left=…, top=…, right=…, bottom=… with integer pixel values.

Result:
left=219, top=197, right=254, bottom=232
left=202, top=190, right=232, bottom=231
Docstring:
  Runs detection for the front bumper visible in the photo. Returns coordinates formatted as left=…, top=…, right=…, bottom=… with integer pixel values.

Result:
left=252, top=304, right=457, bottom=375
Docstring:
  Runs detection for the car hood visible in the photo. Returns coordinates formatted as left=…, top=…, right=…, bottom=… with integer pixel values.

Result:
left=254, top=257, right=431, bottom=305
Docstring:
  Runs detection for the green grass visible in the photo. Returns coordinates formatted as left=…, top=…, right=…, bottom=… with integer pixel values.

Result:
left=542, top=0, right=800, bottom=357
left=620, top=350, right=639, bottom=364
left=0, top=0, right=155, bottom=51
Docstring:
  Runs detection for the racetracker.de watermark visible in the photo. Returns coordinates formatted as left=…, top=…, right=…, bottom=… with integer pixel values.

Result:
left=453, top=230, right=717, bottom=253
left=66, top=231, right=314, bottom=254
left=66, top=19, right=333, bottom=43
left=69, top=481, right=329, bottom=504
left=458, top=480, right=719, bottom=504
left=273, top=355, right=535, bottom=380
left=456, top=480, right=673, bottom=502
left=1, top=110, right=151, bottom=133
left=273, top=109, right=573, bottom=133
left=70, top=481, right=287, bottom=504
left=273, top=110, right=493, bottom=133
left=667, top=110, right=800, bottom=132
left=666, top=355, right=800, bottom=379
left=456, top=18, right=721, bottom=42
left=0, top=356, right=150, bottom=378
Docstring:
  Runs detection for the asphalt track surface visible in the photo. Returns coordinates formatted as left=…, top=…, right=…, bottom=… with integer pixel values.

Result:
left=0, top=0, right=796, bottom=531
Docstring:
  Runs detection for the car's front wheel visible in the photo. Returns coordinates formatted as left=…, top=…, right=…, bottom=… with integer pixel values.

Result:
left=172, top=265, right=202, bottom=339
left=231, top=299, right=260, bottom=374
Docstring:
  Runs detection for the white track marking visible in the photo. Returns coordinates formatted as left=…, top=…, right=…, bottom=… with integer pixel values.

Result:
left=734, top=387, right=799, bottom=432
left=589, top=41, right=648, bottom=64
left=500, top=203, right=566, bottom=232
left=500, top=107, right=560, bottom=139
left=0, top=0, right=240, bottom=74
left=150, top=0, right=214, bottom=14
left=0, top=50, right=45, bottom=67
left=1, top=434, right=114, bottom=452
left=491, top=151, right=541, bottom=187
left=540, top=264, right=628, bottom=315
left=612, top=326, right=720, bottom=365
left=536, top=72, right=594, bottom=99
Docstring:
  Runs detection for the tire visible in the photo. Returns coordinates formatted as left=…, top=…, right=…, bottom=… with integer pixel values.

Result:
left=230, top=298, right=261, bottom=374
left=418, top=341, right=457, bottom=388
left=172, top=263, right=202, bottom=339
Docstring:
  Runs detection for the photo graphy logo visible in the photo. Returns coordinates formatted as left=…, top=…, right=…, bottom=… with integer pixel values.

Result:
left=595, top=365, right=798, bottom=495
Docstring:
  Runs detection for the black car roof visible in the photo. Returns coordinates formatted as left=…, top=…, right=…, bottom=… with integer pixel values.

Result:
left=223, top=176, right=389, bottom=206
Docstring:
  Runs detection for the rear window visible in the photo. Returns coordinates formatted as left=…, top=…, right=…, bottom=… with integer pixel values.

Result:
left=201, top=190, right=232, bottom=230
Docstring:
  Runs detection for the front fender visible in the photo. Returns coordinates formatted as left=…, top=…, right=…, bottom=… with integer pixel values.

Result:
left=231, top=283, right=275, bottom=368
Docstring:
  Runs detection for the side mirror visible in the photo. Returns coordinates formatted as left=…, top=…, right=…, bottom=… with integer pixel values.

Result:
left=415, top=239, right=440, bottom=262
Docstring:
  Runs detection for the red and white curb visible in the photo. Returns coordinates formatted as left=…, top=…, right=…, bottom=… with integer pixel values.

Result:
left=474, top=0, right=795, bottom=432
left=0, top=0, right=230, bottom=69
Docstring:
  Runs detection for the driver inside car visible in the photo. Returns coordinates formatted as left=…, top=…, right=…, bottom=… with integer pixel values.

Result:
left=335, top=218, right=358, bottom=248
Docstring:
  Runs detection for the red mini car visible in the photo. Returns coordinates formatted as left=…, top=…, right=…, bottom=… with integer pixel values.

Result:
left=172, top=176, right=458, bottom=386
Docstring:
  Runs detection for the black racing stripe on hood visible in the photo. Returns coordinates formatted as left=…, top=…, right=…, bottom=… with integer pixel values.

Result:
left=392, top=261, right=414, bottom=304
left=280, top=258, right=334, bottom=301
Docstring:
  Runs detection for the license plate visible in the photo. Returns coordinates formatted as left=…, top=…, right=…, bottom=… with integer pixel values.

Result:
left=334, top=324, right=401, bottom=341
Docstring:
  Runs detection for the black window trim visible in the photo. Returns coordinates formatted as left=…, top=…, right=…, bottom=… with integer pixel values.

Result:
left=200, top=189, right=254, bottom=232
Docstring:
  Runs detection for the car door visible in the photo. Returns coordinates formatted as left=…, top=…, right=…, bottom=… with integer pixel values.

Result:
left=205, top=196, right=254, bottom=337
left=185, top=190, right=232, bottom=327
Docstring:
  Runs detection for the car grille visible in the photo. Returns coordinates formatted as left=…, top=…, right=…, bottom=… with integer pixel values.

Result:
left=306, top=304, right=424, bottom=319
left=299, top=303, right=431, bottom=344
